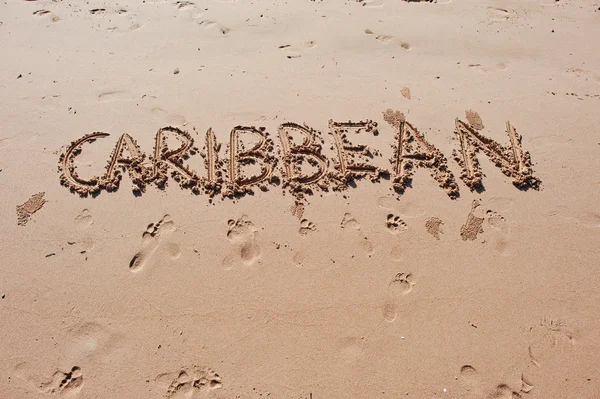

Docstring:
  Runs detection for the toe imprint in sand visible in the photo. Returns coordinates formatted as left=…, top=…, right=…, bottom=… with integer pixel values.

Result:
left=129, top=215, right=176, bottom=272
left=386, top=213, right=407, bottom=234
left=299, top=219, right=316, bottom=236
left=39, top=366, right=83, bottom=396
left=382, top=273, right=416, bottom=322
left=156, top=366, right=222, bottom=398
left=226, top=215, right=261, bottom=265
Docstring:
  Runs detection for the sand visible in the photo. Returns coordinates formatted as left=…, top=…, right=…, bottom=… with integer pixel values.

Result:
left=1, top=0, right=600, bottom=398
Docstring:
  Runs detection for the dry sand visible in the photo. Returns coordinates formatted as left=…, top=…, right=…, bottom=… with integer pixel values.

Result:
left=1, top=0, right=600, bottom=398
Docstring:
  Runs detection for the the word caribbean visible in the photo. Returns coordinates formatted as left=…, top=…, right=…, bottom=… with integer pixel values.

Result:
left=58, top=109, right=540, bottom=200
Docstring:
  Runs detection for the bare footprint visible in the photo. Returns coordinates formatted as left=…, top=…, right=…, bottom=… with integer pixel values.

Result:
left=33, top=9, right=61, bottom=22
left=341, top=213, right=361, bottom=230
left=175, top=1, right=195, bottom=10
left=75, top=209, right=93, bottom=228
left=39, top=366, right=83, bottom=396
left=152, top=108, right=187, bottom=126
left=356, top=0, right=384, bottom=7
left=226, top=215, right=260, bottom=265
left=278, top=40, right=317, bottom=59
left=486, top=210, right=507, bottom=231
left=425, top=217, right=443, bottom=240
left=72, top=210, right=95, bottom=253
left=359, top=236, right=375, bottom=255
left=299, top=219, right=316, bottom=236
left=98, top=90, right=129, bottom=101
left=460, top=200, right=484, bottom=241
left=565, top=68, right=600, bottom=85
left=198, top=20, right=231, bottom=35
left=155, top=366, right=221, bottom=399
left=460, top=365, right=481, bottom=386
left=375, top=34, right=411, bottom=50
left=528, top=317, right=575, bottom=368
left=487, top=7, right=510, bottom=21
left=382, top=273, right=416, bottom=322
left=390, top=245, right=403, bottom=262
left=386, top=213, right=407, bottom=234
left=129, top=215, right=176, bottom=272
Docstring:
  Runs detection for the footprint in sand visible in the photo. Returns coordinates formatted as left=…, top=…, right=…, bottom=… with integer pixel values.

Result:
left=73, top=209, right=95, bottom=253
left=341, top=213, right=374, bottom=255
left=299, top=219, right=316, bottom=236
left=356, top=0, right=384, bottom=7
left=386, top=213, right=407, bottom=234
left=459, top=365, right=532, bottom=398
left=39, top=366, right=83, bottom=396
left=375, top=34, right=411, bottom=50
left=198, top=20, right=231, bottom=35
left=63, top=321, right=125, bottom=365
left=359, top=236, right=375, bottom=255
left=487, top=7, right=510, bottom=21
left=461, top=200, right=511, bottom=245
left=98, top=90, right=130, bottom=101
left=425, top=217, right=443, bottom=240
left=341, top=213, right=361, bottom=230
left=155, top=366, right=222, bottom=398
left=175, top=1, right=196, bottom=9
left=528, top=317, right=575, bottom=368
left=225, top=215, right=261, bottom=266
left=278, top=40, right=316, bottom=59
left=382, top=272, right=416, bottom=322
left=33, top=9, right=61, bottom=23
left=293, top=250, right=308, bottom=267
left=129, top=215, right=177, bottom=272
left=152, top=108, right=187, bottom=126
left=468, top=62, right=509, bottom=73
left=460, top=365, right=481, bottom=386
left=378, top=196, right=425, bottom=219
left=486, top=210, right=508, bottom=232
left=75, top=209, right=93, bottom=227
left=460, top=200, right=485, bottom=241
left=485, top=208, right=510, bottom=253
left=486, top=379, right=534, bottom=399
left=566, top=68, right=600, bottom=84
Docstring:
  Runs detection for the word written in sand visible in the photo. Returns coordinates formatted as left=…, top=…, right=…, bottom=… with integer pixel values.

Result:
left=58, top=110, right=540, bottom=202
